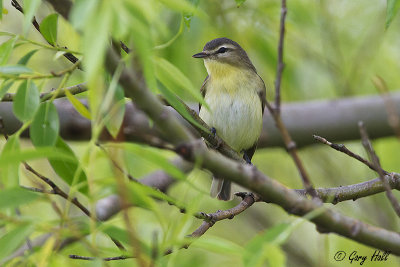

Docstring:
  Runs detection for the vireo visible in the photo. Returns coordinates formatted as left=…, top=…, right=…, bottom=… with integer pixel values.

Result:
left=193, top=37, right=266, bottom=200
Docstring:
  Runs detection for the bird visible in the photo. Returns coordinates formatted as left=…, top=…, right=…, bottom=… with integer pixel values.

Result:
left=192, top=37, right=266, bottom=200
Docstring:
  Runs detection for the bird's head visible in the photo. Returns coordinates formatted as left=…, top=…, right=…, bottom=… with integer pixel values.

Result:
left=192, top=37, right=256, bottom=75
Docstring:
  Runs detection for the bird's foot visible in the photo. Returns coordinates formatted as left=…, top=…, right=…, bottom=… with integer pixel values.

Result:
left=211, top=127, right=217, bottom=137
left=243, top=151, right=253, bottom=165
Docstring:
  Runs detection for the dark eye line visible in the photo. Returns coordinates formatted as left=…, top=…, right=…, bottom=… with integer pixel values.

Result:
left=217, top=47, right=228, bottom=54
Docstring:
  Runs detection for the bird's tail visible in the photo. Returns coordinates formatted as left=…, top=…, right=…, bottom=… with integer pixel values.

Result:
left=210, top=177, right=232, bottom=201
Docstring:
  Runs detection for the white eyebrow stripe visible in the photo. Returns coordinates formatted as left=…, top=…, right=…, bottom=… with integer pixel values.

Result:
left=209, top=44, right=236, bottom=53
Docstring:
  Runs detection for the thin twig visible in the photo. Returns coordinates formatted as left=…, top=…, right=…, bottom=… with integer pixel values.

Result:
left=359, top=121, right=400, bottom=217
left=189, top=192, right=260, bottom=238
left=295, top=173, right=400, bottom=204
left=263, top=0, right=317, bottom=199
left=22, top=162, right=126, bottom=251
left=313, top=135, right=389, bottom=176
left=274, top=0, right=287, bottom=113
left=1, top=83, right=87, bottom=102
left=11, top=0, right=81, bottom=66
left=120, top=41, right=131, bottom=54
left=20, top=185, right=54, bottom=194
left=164, top=192, right=259, bottom=255
left=69, top=255, right=133, bottom=261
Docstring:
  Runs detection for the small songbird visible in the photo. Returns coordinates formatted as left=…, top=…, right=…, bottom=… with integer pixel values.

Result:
left=193, top=37, right=266, bottom=200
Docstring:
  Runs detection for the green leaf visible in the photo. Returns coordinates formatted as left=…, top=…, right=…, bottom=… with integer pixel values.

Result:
left=155, top=57, right=205, bottom=104
left=23, top=0, right=41, bottom=36
left=30, top=102, right=60, bottom=147
left=0, top=147, right=75, bottom=167
left=127, top=182, right=158, bottom=211
left=183, top=0, right=199, bottom=28
left=191, top=236, right=243, bottom=255
left=64, top=87, right=91, bottom=119
left=244, top=244, right=285, bottom=267
left=0, top=65, right=33, bottom=75
left=39, top=14, right=58, bottom=45
left=0, top=223, right=35, bottom=261
left=386, top=0, right=400, bottom=28
left=102, top=225, right=151, bottom=256
left=158, top=84, right=207, bottom=133
left=123, top=3, right=157, bottom=92
left=0, top=36, right=17, bottom=65
left=17, top=49, right=39, bottom=65
left=49, top=136, right=88, bottom=194
left=158, top=0, right=200, bottom=14
left=82, top=2, right=111, bottom=85
left=0, top=79, right=14, bottom=99
left=118, top=142, right=186, bottom=180
left=70, top=0, right=97, bottom=30
left=0, top=187, right=39, bottom=210
left=0, top=0, right=2, bottom=20
left=104, top=85, right=125, bottom=138
left=243, top=224, right=289, bottom=267
left=102, top=225, right=130, bottom=244
left=13, top=80, right=40, bottom=122
left=0, top=135, right=20, bottom=187
left=235, top=0, right=247, bottom=7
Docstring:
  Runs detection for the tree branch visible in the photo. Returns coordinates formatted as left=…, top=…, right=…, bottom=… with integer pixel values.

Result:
left=266, top=0, right=317, bottom=199
left=274, top=0, right=287, bottom=112
left=1, top=83, right=87, bottom=102
left=313, top=134, right=389, bottom=175
left=296, top=174, right=400, bottom=203
left=69, top=255, right=133, bottom=261
left=2, top=93, right=400, bottom=148
left=359, top=121, right=400, bottom=217
left=175, top=139, right=400, bottom=254
left=12, top=0, right=80, bottom=66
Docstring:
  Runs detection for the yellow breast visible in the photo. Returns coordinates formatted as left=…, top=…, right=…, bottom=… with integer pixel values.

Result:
left=200, top=61, right=263, bottom=152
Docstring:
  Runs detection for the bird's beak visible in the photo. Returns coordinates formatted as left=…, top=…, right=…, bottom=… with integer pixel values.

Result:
left=192, top=52, right=208, bottom=58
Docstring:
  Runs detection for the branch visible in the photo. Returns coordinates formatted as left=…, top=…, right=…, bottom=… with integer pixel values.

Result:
left=313, top=135, right=389, bottom=175
left=274, top=0, right=287, bottom=112
left=12, top=0, right=80, bottom=66
left=359, top=121, right=400, bottom=217
left=174, top=139, right=400, bottom=254
left=296, top=174, right=400, bottom=204
left=1, top=83, right=87, bottom=102
left=189, top=192, right=259, bottom=238
left=266, top=0, right=317, bottom=199
left=0, top=119, right=126, bottom=252
left=2, top=93, right=400, bottom=147
left=69, top=255, right=133, bottom=261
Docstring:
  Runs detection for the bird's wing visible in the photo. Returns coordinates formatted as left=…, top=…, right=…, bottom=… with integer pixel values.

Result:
left=244, top=75, right=267, bottom=161
left=199, top=75, right=209, bottom=112
left=257, top=74, right=267, bottom=115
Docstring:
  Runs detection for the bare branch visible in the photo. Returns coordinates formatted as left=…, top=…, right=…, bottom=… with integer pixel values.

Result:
left=313, top=135, right=389, bottom=175
left=69, top=254, right=133, bottom=261
left=296, top=174, right=400, bottom=204
left=274, top=0, right=287, bottom=112
left=190, top=192, right=259, bottom=238
left=164, top=192, right=259, bottom=255
left=1, top=83, right=87, bottom=102
left=262, top=0, right=317, bottom=199
left=2, top=94, right=400, bottom=148
left=359, top=121, right=400, bottom=217
left=175, top=139, right=400, bottom=254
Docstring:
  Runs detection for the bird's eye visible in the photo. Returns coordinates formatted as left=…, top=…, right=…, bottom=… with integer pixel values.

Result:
left=217, top=47, right=227, bottom=54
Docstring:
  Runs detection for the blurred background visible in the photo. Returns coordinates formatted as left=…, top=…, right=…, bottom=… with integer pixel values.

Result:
left=1, top=0, right=400, bottom=266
